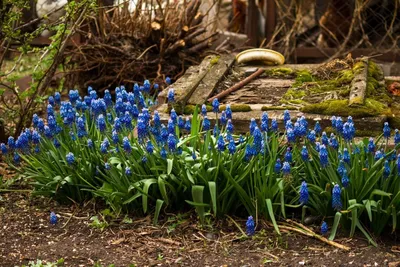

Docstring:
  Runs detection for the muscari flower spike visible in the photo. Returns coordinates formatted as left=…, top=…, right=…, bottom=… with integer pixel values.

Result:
left=319, top=144, right=328, bottom=168
left=167, top=88, right=175, bottom=103
left=228, top=139, right=236, bottom=155
left=50, top=212, right=58, bottom=225
left=226, top=119, right=234, bottom=133
left=368, top=137, right=375, bottom=153
left=285, top=148, right=292, bottom=163
left=146, top=141, right=154, bottom=154
left=123, top=137, right=132, bottom=153
left=125, top=166, right=132, bottom=176
left=282, top=161, right=291, bottom=175
left=301, top=146, right=309, bottom=161
left=201, top=104, right=207, bottom=116
left=321, top=132, right=329, bottom=145
left=383, top=160, right=391, bottom=178
left=321, top=221, right=328, bottom=235
left=105, top=162, right=111, bottom=170
left=307, top=130, right=316, bottom=143
left=341, top=169, right=350, bottom=188
left=395, top=129, right=400, bottom=145
left=274, top=159, right=282, bottom=173
left=343, top=148, right=350, bottom=164
left=329, top=133, right=339, bottom=150
left=271, top=119, right=278, bottom=132
left=210, top=98, right=219, bottom=114
left=314, top=121, right=321, bottom=134
left=66, top=152, right=75, bottom=165
left=383, top=122, right=391, bottom=139
left=283, top=110, right=290, bottom=125
left=166, top=77, right=171, bottom=85
left=225, top=104, right=232, bottom=119
left=299, top=181, right=309, bottom=205
left=167, top=133, right=177, bottom=152
left=220, top=111, right=227, bottom=125
left=217, top=135, right=225, bottom=152
left=246, top=216, right=255, bottom=236
left=332, top=184, right=342, bottom=211
left=337, top=160, right=345, bottom=177
left=252, top=127, right=262, bottom=153
left=0, top=143, right=7, bottom=155
left=287, top=128, right=295, bottom=143
left=202, top=116, right=210, bottom=131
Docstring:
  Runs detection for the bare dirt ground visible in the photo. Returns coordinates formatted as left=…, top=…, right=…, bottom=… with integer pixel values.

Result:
left=1, top=190, right=400, bottom=267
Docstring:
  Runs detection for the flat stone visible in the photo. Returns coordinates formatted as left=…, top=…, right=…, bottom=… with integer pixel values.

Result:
left=187, top=54, right=235, bottom=105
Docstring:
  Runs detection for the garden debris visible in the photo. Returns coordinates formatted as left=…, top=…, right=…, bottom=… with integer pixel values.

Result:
left=65, top=0, right=220, bottom=91
left=270, top=220, right=351, bottom=251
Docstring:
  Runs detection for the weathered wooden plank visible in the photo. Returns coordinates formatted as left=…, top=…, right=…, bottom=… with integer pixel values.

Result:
left=157, top=55, right=223, bottom=109
left=188, top=54, right=235, bottom=105
left=349, top=59, right=368, bottom=106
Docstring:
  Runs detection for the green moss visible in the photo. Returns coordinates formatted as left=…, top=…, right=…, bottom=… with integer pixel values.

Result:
left=283, top=89, right=306, bottom=99
left=355, top=129, right=382, bottom=137
left=264, top=67, right=294, bottom=78
left=221, top=104, right=252, bottom=112
left=338, top=88, right=351, bottom=97
left=210, top=56, right=220, bottom=65
left=300, top=99, right=390, bottom=118
left=261, top=106, right=297, bottom=111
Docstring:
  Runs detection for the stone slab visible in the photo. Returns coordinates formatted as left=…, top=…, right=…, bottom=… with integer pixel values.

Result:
left=187, top=54, right=235, bottom=105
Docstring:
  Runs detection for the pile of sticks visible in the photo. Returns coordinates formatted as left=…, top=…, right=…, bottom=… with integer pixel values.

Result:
left=65, top=0, right=218, bottom=91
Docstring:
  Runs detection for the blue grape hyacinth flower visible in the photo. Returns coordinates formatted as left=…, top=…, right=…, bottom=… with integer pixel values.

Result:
left=314, top=121, right=321, bottom=134
left=271, top=119, right=278, bottom=132
left=125, top=166, right=132, bottom=176
left=146, top=140, right=154, bottom=154
left=0, top=143, right=7, bottom=155
left=285, top=148, right=293, bottom=163
left=217, top=135, right=225, bottom=152
left=395, top=129, right=400, bottom=145
left=66, top=152, right=75, bottom=165
left=332, top=184, right=342, bottom=211
left=228, top=139, right=236, bottom=155
left=282, top=161, right=291, bottom=176
left=166, top=77, right=171, bottom=85
left=246, top=216, right=255, bottom=236
left=50, top=212, right=58, bottom=225
left=201, top=104, right=207, bottom=116
left=383, top=122, right=391, bottom=139
left=301, top=146, right=309, bottom=161
left=341, top=169, right=350, bottom=188
left=274, top=159, right=282, bottom=173
left=202, top=116, right=210, bottom=131
left=212, top=98, right=219, bottom=113
left=225, top=104, right=232, bottom=119
left=167, top=88, right=175, bottom=103
left=299, top=181, right=309, bottom=205
left=368, top=137, right=375, bottom=153
left=319, top=144, right=328, bottom=168
left=321, top=221, right=328, bottom=235
left=383, top=160, right=391, bottom=178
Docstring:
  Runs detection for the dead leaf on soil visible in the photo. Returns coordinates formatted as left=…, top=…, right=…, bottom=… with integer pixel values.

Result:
left=111, top=238, right=125, bottom=245
left=391, top=246, right=400, bottom=253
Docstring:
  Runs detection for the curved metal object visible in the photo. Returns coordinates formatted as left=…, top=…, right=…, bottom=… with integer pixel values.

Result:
left=235, top=48, right=285, bottom=65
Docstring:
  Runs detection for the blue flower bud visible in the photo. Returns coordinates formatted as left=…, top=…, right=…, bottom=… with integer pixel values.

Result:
left=226, top=119, right=234, bottom=134
left=341, top=169, right=350, bottom=188
left=123, top=137, right=132, bottom=153
left=332, top=184, right=342, bottom=211
left=285, top=148, right=293, bottom=163
left=184, top=118, right=191, bottom=132
left=299, top=181, right=309, bottom=205
left=125, top=166, right=132, bottom=176
left=225, top=104, right=232, bottom=119
left=301, top=146, right=309, bottom=161
left=0, top=143, right=7, bottom=155
left=202, top=116, right=210, bottom=131
left=146, top=140, right=154, bottom=154
left=228, top=139, right=236, bottom=155
left=383, top=160, right=391, bottom=178
left=383, top=122, right=391, bottom=139
left=201, top=104, right=207, bottom=116
left=314, top=121, right=321, bottom=134
left=271, top=119, right=278, bottom=132
left=87, top=139, right=93, bottom=148
left=166, top=77, right=171, bottom=85
left=167, top=134, right=177, bottom=152
left=105, top=162, right=111, bottom=170
left=167, top=88, right=175, bottom=103
left=343, top=148, right=350, bottom=164
left=321, top=221, right=328, bottom=235
left=217, top=135, right=225, bottom=152
left=246, top=216, right=255, bottom=236
left=307, top=130, right=316, bottom=143
left=319, top=144, right=328, bottom=167
left=274, top=159, right=282, bottom=173
left=282, top=161, right=291, bottom=175
left=212, top=98, right=219, bottom=113
left=66, top=152, right=75, bottom=165
left=50, top=212, right=58, bottom=225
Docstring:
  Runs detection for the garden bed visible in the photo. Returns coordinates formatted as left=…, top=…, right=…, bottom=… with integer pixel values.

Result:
left=1, top=191, right=399, bottom=266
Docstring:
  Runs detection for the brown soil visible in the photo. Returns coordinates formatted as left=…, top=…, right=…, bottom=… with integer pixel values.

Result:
left=1, top=192, right=400, bottom=267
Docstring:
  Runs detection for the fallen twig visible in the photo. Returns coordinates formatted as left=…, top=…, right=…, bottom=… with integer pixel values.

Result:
left=208, top=68, right=264, bottom=102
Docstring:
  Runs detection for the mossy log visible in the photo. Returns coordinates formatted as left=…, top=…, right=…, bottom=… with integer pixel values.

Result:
left=349, top=59, right=368, bottom=106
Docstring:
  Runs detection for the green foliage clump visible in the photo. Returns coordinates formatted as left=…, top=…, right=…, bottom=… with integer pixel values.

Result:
left=3, top=87, right=400, bottom=245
